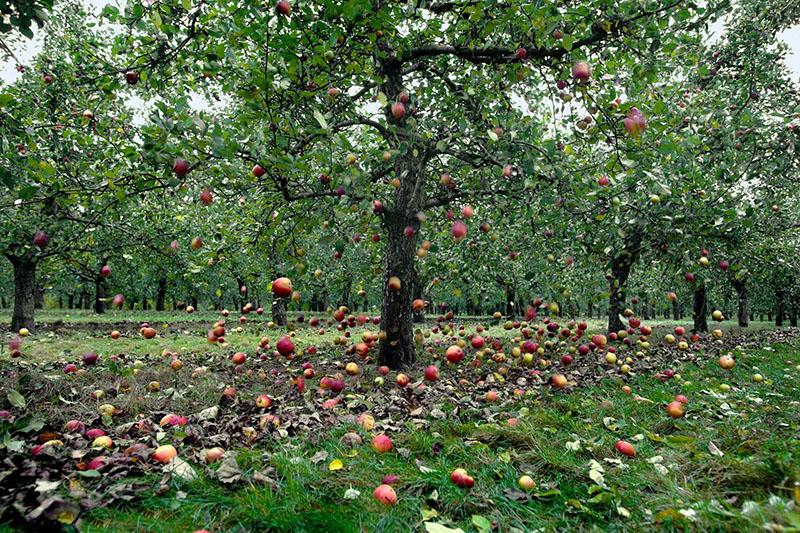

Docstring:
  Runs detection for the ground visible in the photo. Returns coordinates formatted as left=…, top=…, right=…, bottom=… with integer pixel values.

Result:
left=1, top=311, right=799, bottom=532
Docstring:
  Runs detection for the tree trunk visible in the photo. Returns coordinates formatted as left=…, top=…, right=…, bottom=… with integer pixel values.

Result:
left=272, top=297, right=287, bottom=326
left=775, top=288, right=785, bottom=327
left=34, top=282, right=45, bottom=309
left=94, top=276, right=107, bottom=314
left=692, top=283, right=708, bottom=333
left=156, top=277, right=167, bottom=311
left=9, top=255, right=37, bottom=332
left=607, top=234, right=641, bottom=333
left=504, top=284, right=515, bottom=317
left=789, top=301, right=797, bottom=328
left=377, top=215, right=418, bottom=368
left=732, top=279, right=748, bottom=328
left=339, top=278, right=351, bottom=310
left=672, top=299, right=680, bottom=320
left=412, top=278, right=424, bottom=323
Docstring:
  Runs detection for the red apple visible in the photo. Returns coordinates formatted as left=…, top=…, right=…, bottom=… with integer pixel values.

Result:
left=272, top=277, right=293, bottom=298
left=172, top=159, right=189, bottom=176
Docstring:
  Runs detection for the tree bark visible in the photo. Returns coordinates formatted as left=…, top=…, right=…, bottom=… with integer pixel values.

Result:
left=272, top=297, right=287, bottom=326
left=731, top=279, right=748, bottom=327
left=692, top=283, right=708, bottom=333
left=156, top=277, right=167, bottom=311
left=377, top=215, right=418, bottom=368
left=8, top=255, right=37, bottom=332
left=504, top=283, right=515, bottom=317
left=672, top=299, right=680, bottom=320
left=94, top=275, right=107, bottom=314
left=34, top=282, right=45, bottom=309
left=339, top=278, right=351, bottom=310
left=607, top=233, right=641, bottom=333
left=789, top=302, right=797, bottom=328
left=412, top=278, right=424, bottom=323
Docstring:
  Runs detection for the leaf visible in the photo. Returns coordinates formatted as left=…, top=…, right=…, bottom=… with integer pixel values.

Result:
left=313, top=110, right=328, bottom=130
left=215, top=455, right=242, bottom=484
left=471, top=515, right=492, bottom=533
left=166, top=457, right=197, bottom=481
left=310, top=450, right=329, bottom=464
left=708, top=441, right=724, bottom=457
left=7, top=390, right=25, bottom=408
left=425, top=523, right=464, bottom=533
left=328, top=459, right=343, bottom=471
left=421, top=507, right=439, bottom=521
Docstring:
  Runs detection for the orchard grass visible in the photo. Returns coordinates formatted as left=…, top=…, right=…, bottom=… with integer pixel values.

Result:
left=65, top=336, right=800, bottom=532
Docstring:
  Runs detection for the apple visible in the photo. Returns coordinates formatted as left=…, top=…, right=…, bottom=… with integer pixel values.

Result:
left=373, top=484, right=397, bottom=505
left=571, top=61, right=591, bottom=81
left=272, top=277, right=293, bottom=297
left=63, top=363, right=78, bottom=374
left=395, top=373, right=410, bottom=387
left=169, top=358, right=183, bottom=371
left=92, top=435, right=113, bottom=449
left=623, top=107, right=647, bottom=136
left=450, top=468, right=475, bottom=488
left=64, top=420, right=85, bottom=433
left=148, top=381, right=160, bottom=392
left=231, top=352, right=246, bottom=365
left=388, top=276, right=401, bottom=291
left=153, top=444, right=177, bottom=464
left=82, top=352, right=98, bottom=366
left=204, top=447, right=225, bottom=463
left=173, top=159, right=189, bottom=176
left=391, top=102, right=406, bottom=119
left=252, top=164, right=266, bottom=177
left=551, top=374, right=567, bottom=388
left=424, top=365, right=439, bottom=381
left=675, top=394, right=688, bottom=405
left=752, top=373, right=764, bottom=383
left=125, top=71, right=139, bottom=85
left=379, top=366, right=390, bottom=375
left=615, top=440, right=635, bottom=457
left=471, top=336, right=485, bottom=349
left=199, top=188, right=213, bottom=205
left=451, top=220, right=467, bottom=242
left=141, top=327, right=157, bottom=339
left=446, top=345, right=464, bottom=363
left=666, top=401, right=684, bottom=418
left=345, top=362, right=359, bottom=375
left=256, top=394, right=273, bottom=408
left=275, top=0, right=291, bottom=15
left=597, top=175, right=610, bottom=186
left=33, top=230, right=48, bottom=248
left=276, top=336, right=295, bottom=356
left=191, top=236, right=203, bottom=250
left=518, top=475, right=536, bottom=490
left=485, top=390, right=499, bottom=402
left=371, top=434, right=393, bottom=453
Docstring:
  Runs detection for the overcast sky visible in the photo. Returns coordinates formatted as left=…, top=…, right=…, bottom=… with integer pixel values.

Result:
left=1, top=1, right=799, bottom=87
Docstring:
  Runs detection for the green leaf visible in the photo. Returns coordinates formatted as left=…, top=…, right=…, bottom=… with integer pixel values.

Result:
left=425, top=524, right=464, bottom=533
left=471, top=515, right=491, bottom=533
left=7, top=390, right=25, bottom=409
left=313, top=110, right=328, bottom=130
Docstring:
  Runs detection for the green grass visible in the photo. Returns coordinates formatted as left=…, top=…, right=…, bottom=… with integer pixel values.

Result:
left=78, top=340, right=800, bottom=532
left=2, top=311, right=798, bottom=531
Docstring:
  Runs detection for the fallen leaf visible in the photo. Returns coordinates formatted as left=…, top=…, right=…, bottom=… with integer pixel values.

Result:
left=329, top=459, right=343, bottom=471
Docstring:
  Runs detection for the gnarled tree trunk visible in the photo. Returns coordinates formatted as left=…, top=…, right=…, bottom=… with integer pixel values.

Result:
left=8, top=255, right=37, bottom=332
left=692, top=283, right=708, bottom=333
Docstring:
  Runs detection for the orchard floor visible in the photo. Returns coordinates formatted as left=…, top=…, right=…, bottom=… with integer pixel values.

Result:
left=0, top=311, right=799, bottom=532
